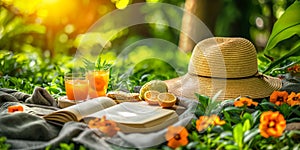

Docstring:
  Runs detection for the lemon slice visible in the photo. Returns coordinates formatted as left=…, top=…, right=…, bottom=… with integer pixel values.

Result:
left=144, top=90, right=160, bottom=105
left=157, top=92, right=176, bottom=108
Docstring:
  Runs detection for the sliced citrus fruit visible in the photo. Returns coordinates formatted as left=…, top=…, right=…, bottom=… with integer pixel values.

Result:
left=144, top=90, right=160, bottom=105
left=157, top=92, right=176, bottom=108
left=139, top=80, right=168, bottom=100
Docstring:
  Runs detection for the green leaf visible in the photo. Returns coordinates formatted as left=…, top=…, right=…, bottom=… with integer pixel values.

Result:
left=14, top=24, right=46, bottom=35
left=0, top=137, right=10, bottom=150
left=263, top=42, right=300, bottom=73
left=243, top=128, right=260, bottom=143
left=220, top=131, right=233, bottom=139
left=251, top=110, right=262, bottom=127
left=211, top=90, right=223, bottom=101
left=195, top=93, right=209, bottom=108
left=233, top=124, right=244, bottom=149
left=258, top=101, right=276, bottom=110
left=83, top=58, right=95, bottom=71
left=95, top=56, right=112, bottom=71
left=263, top=1, right=300, bottom=73
left=57, top=143, right=74, bottom=150
left=243, top=119, right=251, bottom=132
left=225, top=145, right=239, bottom=150
left=205, top=100, right=222, bottom=115
left=242, top=113, right=253, bottom=124
left=265, top=0, right=300, bottom=51
left=278, top=103, right=291, bottom=118
left=289, top=106, right=300, bottom=117
left=224, top=107, right=243, bottom=113
left=287, top=117, right=300, bottom=123
left=223, top=111, right=232, bottom=125
left=79, top=146, right=87, bottom=150
left=186, top=141, right=200, bottom=149
left=287, top=130, right=300, bottom=138
left=189, top=131, right=200, bottom=141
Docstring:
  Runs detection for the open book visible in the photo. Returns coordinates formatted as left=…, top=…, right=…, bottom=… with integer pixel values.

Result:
left=43, top=97, right=178, bottom=133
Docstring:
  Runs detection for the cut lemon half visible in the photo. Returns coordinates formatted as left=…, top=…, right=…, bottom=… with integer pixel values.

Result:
left=144, top=90, right=160, bottom=105
left=157, top=92, right=176, bottom=108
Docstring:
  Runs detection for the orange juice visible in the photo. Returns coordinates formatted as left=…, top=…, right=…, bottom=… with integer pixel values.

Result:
left=65, top=77, right=89, bottom=100
left=87, top=70, right=109, bottom=98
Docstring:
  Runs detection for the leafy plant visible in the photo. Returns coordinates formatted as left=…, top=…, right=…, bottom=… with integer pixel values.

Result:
left=0, top=51, right=69, bottom=96
left=0, top=137, right=10, bottom=150
left=83, top=56, right=112, bottom=71
left=183, top=93, right=300, bottom=150
left=263, top=0, right=300, bottom=73
left=194, top=92, right=223, bottom=117
left=45, top=142, right=87, bottom=150
left=257, top=99, right=300, bottom=123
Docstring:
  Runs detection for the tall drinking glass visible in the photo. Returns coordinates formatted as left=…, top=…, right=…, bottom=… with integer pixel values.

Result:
left=87, top=70, right=110, bottom=98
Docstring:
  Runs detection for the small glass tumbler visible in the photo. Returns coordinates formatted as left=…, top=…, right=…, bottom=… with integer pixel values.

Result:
left=64, top=73, right=89, bottom=100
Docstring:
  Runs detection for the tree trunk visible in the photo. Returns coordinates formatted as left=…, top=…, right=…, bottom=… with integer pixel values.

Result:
left=179, top=0, right=222, bottom=52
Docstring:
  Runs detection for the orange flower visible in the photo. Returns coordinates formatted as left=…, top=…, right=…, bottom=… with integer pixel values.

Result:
left=196, top=116, right=213, bottom=132
left=269, top=91, right=288, bottom=106
left=287, top=64, right=300, bottom=73
left=210, top=115, right=226, bottom=126
left=234, top=97, right=258, bottom=107
left=165, top=126, right=189, bottom=149
left=259, top=111, right=286, bottom=138
left=88, top=116, right=120, bottom=137
left=196, top=115, right=226, bottom=132
left=8, top=105, right=24, bottom=113
left=287, top=92, right=300, bottom=106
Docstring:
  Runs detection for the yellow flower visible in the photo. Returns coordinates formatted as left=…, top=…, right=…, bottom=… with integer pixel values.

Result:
left=259, top=111, right=286, bottom=138
left=287, top=92, right=300, bottom=106
left=165, top=126, right=189, bottom=149
left=234, top=97, right=258, bottom=107
left=269, top=91, right=288, bottom=106
left=88, top=116, right=120, bottom=137
left=211, top=114, right=226, bottom=126
left=196, top=115, right=226, bottom=132
left=196, top=116, right=212, bottom=132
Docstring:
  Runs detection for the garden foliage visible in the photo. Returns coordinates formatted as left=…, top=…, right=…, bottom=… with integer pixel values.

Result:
left=180, top=94, right=300, bottom=150
left=262, top=0, right=300, bottom=74
left=1, top=0, right=300, bottom=149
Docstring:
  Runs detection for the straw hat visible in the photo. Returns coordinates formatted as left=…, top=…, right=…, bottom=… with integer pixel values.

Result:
left=165, top=37, right=282, bottom=100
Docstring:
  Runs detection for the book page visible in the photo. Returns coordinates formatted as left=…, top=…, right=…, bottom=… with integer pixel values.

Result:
left=43, top=97, right=116, bottom=123
left=117, top=112, right=178, bottom=133
left=66, top=97, right=116, bottom=120
left=86, top=101, right=176, bottom=124
left=85, top=101, right=179, bottom=133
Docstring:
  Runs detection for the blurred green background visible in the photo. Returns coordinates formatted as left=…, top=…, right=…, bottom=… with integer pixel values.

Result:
left=0, top=0, right=297, bottom=95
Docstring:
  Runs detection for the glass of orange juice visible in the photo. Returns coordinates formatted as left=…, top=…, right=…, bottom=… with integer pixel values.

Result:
left=87, top=70, right=110, bottom=98
left=64, top=73, right=89, bottom=100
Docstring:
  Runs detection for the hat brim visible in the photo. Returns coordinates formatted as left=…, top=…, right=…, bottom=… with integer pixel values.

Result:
left=164, top=74, right=282, bottom=100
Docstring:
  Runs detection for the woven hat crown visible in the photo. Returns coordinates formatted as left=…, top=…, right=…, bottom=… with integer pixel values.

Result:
left=188, top=37, right=258, bottom=78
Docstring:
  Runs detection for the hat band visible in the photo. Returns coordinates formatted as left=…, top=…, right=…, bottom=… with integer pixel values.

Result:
left=188, top=71, right=267, bottom=80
